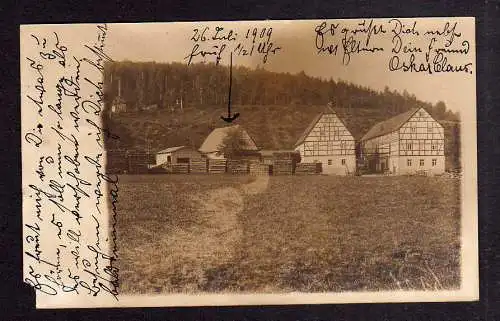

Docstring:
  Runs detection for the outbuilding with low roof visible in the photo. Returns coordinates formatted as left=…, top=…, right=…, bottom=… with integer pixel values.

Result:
left=156, top=146, right=202, bottom=165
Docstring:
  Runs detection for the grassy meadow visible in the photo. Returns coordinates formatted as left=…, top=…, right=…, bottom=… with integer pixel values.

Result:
left=116, top=174, right=461, bottom=294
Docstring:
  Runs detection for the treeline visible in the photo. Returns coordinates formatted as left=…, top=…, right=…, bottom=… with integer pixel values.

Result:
left=103, top=61, right=459, bottom=122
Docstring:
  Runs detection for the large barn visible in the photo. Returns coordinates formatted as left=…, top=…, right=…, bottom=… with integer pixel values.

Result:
left=198, top=125, right=259, bottom=159
left=360, top=107, right=445, bottom=175
left=294, top=110, right=356, bottom=175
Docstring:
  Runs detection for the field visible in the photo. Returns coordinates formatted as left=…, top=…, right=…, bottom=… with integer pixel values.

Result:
left=116, top=174, right=461, bottom=294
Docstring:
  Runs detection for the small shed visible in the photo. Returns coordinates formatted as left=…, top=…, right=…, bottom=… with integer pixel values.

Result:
left=156, top=146, right=202, bottom=166
left=111, top=96, right=127, bottom=113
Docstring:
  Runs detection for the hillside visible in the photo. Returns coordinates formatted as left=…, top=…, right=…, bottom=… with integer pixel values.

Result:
left=106, top=105, right=395, bottom=149
left=104, top=104, right=460, bottom=171
left=103, top=62, right=461, bottom=170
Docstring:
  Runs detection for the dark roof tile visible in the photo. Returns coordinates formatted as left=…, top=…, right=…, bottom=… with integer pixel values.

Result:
left=361, top=108, right=420, bottom=141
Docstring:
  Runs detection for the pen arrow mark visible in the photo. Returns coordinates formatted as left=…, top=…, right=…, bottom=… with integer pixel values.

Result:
left=221, top=52, right=240, bottom=123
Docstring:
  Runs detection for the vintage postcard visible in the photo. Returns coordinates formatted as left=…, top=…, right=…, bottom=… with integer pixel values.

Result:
left=21, top=18, right=478, bottom=308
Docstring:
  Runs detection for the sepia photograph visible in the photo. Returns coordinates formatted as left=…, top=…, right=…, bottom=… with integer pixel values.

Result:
left=20, top=18, right=477, bottom=308
left=101, top=19, right=470, bottom=296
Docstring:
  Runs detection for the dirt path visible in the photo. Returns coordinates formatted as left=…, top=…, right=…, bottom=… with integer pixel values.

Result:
left=188, top=174, right=270, bottom=263
left=149, top=175, right=270, bottom=290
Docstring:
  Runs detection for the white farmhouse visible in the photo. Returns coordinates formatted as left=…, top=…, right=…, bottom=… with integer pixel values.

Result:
left=360, top=107, right=445, bottom=175
left=294, top=110, right=356, bottom=175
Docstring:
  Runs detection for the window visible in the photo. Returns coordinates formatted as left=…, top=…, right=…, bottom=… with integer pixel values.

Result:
left=419, top=111, right=424, bottom=117
left=420, top=159, right=424, bottom=166
left=406, top=142, right=413, bottom=150
left=167, top=155, right=172, bottom=163
left=431, top=141, right=437, bottom=150
left=411, top=126, right=416, bottom=133
left=407, top=159, right=412, bottom=166
left=341, top=159, right=346, bottom=165
left=432, top=159, right=437, bottom=166
left=328, top=159, right=332, bottom=165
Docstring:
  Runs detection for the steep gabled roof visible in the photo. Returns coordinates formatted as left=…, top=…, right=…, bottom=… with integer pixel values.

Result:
left=294, top=110, right=353, bottom=147
left=199, top=125, right=258, bottom=153
left=361, top=108, right=420, bottom=141
left=294, top=113, right=323, bottom=147
left=157, top=146, right=188, bottom=154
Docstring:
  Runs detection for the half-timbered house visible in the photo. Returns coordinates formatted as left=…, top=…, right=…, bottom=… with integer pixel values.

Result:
left=360, top=107, right=445, bottom=175
left=294, top=110, right=356, bottom=175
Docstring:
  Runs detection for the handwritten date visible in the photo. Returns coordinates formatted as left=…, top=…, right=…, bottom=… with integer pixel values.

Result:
left=185, top=25, right=281, bottom=65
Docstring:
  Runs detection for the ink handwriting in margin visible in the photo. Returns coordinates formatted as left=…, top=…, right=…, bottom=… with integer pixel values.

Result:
left=23, top=24, right=121, bottom=301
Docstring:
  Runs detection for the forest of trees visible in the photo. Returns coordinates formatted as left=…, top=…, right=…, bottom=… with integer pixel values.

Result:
left=103, top=61, right=459, bottom=122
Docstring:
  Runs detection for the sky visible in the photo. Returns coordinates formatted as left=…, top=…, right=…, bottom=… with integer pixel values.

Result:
left=104, top=18, right=476, bottom=114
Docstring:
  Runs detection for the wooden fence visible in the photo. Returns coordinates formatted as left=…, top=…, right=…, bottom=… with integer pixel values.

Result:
left=208, top=159, right=227, bottom=174
left=106, top=150, right=323, bottom=176
left=249, top=160, right=270, bottom=175
left=190, top=158, right=208, bottom=173
left=171, top=163, right=189, bottom=174
left=227, top=159, right=249, bottom=174
left=272, top=159, right=294, bottom=175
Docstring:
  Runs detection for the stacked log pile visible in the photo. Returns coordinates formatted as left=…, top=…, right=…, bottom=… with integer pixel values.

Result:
left=294, top=163, right=316, bottom=174
left=295, top=163, right=321, bottom=175
left=208, top=159, right=227, bottom=174
left=106, top=150, right=128, bottom=174
left=126, top=151, right=150, bottom=174
left=227, top=159, right=249, bottom=174
left=273, top=159, right=293, bottom=175
left=190, top=158, right=208, bottom=173
left=106, top=150, right=154, bottom=174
